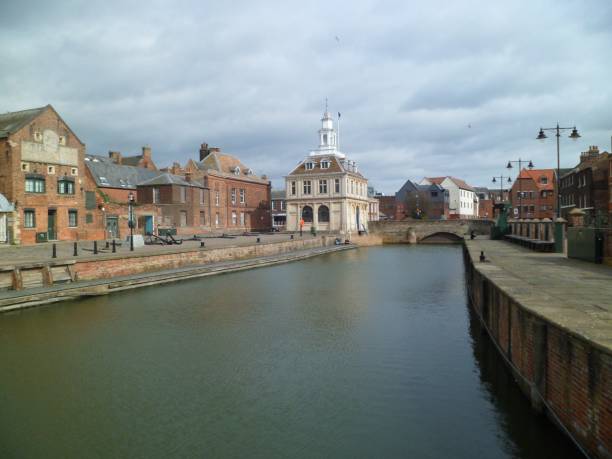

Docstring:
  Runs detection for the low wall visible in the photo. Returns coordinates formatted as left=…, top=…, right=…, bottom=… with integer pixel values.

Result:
left=464, top=247, right=611, bottom=459
left=75, top=237, right=333, bottom=281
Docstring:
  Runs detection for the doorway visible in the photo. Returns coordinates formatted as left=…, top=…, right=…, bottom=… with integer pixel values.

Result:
left=106, top=215, right=119, bottom=238
left=47, top=209, right=57, bottom=240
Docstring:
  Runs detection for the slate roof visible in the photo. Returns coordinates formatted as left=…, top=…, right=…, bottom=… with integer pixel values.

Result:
left=288, top=155, right=364, bottom=178
left=138, top=173, right=203, bottom=188
left=0, top=106, right=47, bottom=138
left=85, top=155, right=162, bottom=189
left=271, top=190, right=286, bottom=200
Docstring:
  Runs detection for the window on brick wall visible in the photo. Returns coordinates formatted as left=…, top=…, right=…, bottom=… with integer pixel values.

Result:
left=58, top=178, right=75, bottom=195
left=180, top=187, right=186, bottom=203
left=240, top=212, right=245, bottom=226
left=68, top=209, right=78, bottom=227
left=215, top=190, right=220, bottom=206
left=215, top=213, right=220, bottom=226
left=153, top=187, right=160, bottom=204
left=231, top=188, right=236, bottom=204
left=24, top=209, right=35, bottom=228
left=200, top=189, right=205, bottom=205
left=232, top=211, right=237, bottom=225
left=200, top=211, right=206, bottom=225
left=240, top=189, right=245, bottom=204
left=335, top=178, right=340, bottom=193
left=25, top=177, right=45, bottom=193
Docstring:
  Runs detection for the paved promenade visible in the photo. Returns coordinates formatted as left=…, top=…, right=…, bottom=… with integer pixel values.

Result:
left=466, top=239, right=612, bottom=352
left=0, top=233, right=317, bottom=267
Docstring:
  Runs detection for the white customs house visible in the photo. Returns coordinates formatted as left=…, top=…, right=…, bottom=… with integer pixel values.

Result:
left=285, top=110, right=369, bottom=234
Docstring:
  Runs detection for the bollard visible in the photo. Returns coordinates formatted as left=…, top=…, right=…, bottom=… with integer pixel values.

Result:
left=257, top=237, right=261, bottom=243
left=200, top=241, right=205, bottom=248
left=112, top=239, right=116, bottom=253
left=73, top=242, right=78, bottom=257
left=105, top=241, right=110, bottom=249
left=52, top=243, right=57, bottom=259
left=94, top=241, right=98, bottom=255
left=479, top=250, right=485, bottom=262
left=290, top=234, right=294, bottom=240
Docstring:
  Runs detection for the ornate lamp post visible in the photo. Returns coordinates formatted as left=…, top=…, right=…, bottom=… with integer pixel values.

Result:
left=536, top=124, right=580, bottom=218
left=128, top=191, right=135, bottom=251
left=491, top=175, right=512, bottom=209
left=506, top=159, right=534, bottom=219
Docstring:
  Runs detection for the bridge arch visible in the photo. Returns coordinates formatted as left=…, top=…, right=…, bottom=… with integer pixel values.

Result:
left=418, top=231, right=464, bottom=244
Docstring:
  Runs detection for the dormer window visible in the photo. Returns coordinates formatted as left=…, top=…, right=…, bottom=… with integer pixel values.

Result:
left=33, top=131, right=42, bottom=142
left=59, top=135, right=67, bottom=146
left=245, top=168, right=253, bottom=176
left=540, top=176, right=548, bottom=184
left=234, top=166, right=241, bottom=176
left=320, top=160, right=330, bottom=169
left=305, top=162, right=315, bottom=170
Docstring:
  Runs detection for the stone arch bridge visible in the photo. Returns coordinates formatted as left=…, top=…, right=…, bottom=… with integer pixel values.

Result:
left=367, top=219, right=493, bottom=244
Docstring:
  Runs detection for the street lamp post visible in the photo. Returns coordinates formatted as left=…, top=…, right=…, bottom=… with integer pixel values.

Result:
left=536, top=124, right=580, bottom=218
left=506, top=159, right=534, bottom=219
left=491, top=175, right=512, bottom=217
left=128, top=192, right=135, bottom=251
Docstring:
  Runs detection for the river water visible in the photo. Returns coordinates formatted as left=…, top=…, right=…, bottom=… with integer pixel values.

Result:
left=0, top=246, right=582, bottom=458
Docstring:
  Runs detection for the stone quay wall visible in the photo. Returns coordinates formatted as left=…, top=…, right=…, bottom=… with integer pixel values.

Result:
left=74, top=236, right=333, bottom=281
left=464, top=246, right=611, bottom=459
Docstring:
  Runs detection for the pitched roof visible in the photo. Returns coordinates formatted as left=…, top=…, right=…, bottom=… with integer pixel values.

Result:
left=288, top=155, right=364, bottom=178
left=137, top=173, right=202, bottom=187
left=85, top=155, right=160, bottom=189
left=195, top=151, right=268, bottom=183
left=423, top=176, right=474, bottom=191
left=0, top=106, right=47, bottom=138
left=271, top=190, right=286, bottom=200
left=517, top=168, right=555, bottom=190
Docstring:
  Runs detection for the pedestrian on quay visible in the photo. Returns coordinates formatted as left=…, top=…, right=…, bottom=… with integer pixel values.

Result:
left=299, top=218, right=304, bottom=237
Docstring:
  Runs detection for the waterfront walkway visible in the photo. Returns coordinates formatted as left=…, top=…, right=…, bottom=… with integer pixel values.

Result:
left=466, top=239, right=612, bottom=352
left=0, top=243, right=354, bottom=311
left=0, top=233, right=315, bottom=267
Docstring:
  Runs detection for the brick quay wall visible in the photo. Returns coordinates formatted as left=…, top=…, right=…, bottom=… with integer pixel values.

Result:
left=464, top=242, right=611, bottom=459
left=74, top=236, right=334, bottom=281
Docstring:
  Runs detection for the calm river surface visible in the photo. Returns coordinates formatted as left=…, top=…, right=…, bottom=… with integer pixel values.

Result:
left=0, top=246, right=582, bottom=458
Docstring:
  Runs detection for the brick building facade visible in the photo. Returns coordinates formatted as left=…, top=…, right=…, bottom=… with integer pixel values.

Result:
left=175, top=143, right=271, bottom=232
left=0, top=105, right=101, bottom=244
left=560, top=146, right=611, bottom=223
left=509, top=169, right=556, bottom=219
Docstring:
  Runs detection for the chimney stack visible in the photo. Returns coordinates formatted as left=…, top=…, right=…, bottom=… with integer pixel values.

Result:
left=199, top=143, right=209, bottom=161
left=108, top=151, right=122, bottom=164
left=142, top=145, right=152, bottom=159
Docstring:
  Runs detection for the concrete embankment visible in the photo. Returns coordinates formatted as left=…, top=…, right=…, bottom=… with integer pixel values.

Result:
left=0, top=237, right=353, bottom=312
left=464, top=240, right=611, bottom=459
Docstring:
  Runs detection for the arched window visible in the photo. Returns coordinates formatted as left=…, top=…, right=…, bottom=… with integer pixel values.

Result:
left=318, top=205, right=329, bottom=223
left=302, top=206, right=313, bottom=223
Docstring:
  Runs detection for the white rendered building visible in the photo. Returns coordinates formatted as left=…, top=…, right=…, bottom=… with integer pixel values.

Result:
left=420, top=176, right=478, bottom=218
left=285, top=110, right=370, bottom=234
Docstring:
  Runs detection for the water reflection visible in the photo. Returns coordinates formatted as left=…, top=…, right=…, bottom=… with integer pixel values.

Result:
left=0, top=246, right=584, bottom=459
left=467, top=306, right=584, bottom=459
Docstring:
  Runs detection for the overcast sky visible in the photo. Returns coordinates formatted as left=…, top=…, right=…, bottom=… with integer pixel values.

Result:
left=2, top=0, right=611, bottom=192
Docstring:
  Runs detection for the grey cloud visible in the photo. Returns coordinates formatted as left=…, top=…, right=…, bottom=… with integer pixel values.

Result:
left=1, top=0, right=612, bottom=193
